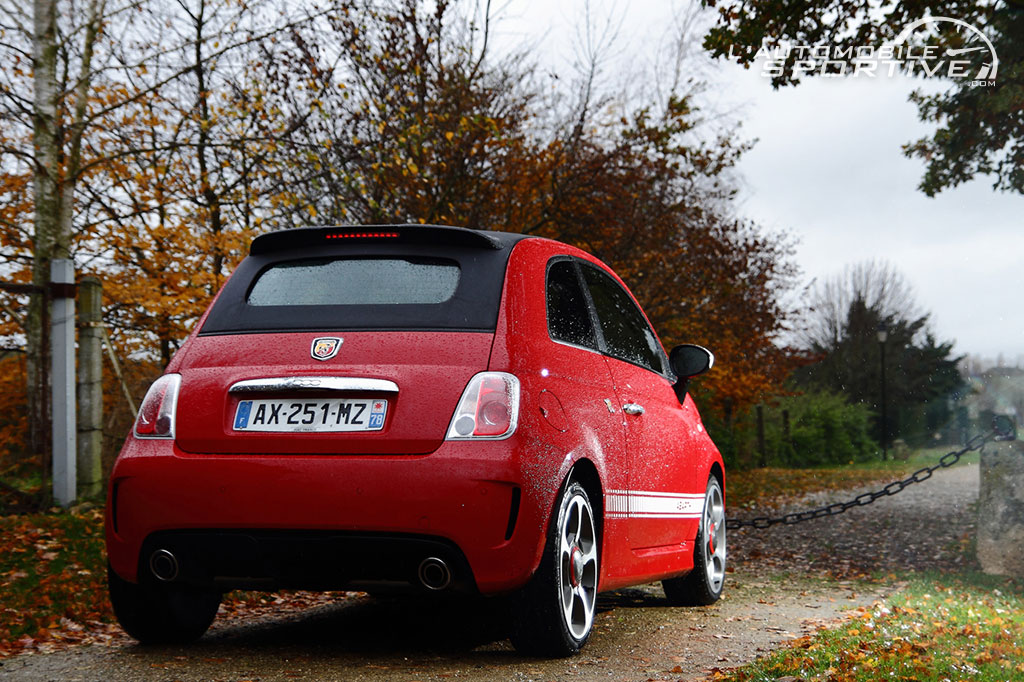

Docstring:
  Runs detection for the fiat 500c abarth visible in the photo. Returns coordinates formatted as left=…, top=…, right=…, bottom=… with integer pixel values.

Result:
left=105, top=224, right=726, bottom=656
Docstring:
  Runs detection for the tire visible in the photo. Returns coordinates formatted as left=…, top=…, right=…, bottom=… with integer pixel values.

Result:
left=662, top=475, right=725, bottom=606
left=509, top=481, right=599, bottom=657
left=108, top=563, right=222, bottom=644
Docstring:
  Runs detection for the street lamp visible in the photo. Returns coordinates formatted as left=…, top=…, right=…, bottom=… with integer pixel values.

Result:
left=877, top=321, right=888, bottom=460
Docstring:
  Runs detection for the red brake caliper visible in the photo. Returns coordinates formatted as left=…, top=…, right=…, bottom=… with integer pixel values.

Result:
left=568, top=546, right=581, bottom=587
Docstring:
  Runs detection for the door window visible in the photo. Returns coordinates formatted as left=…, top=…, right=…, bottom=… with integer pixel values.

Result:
left=581, top=265, right=667, bottom=373
left=546, top=260, right=599, bottom=350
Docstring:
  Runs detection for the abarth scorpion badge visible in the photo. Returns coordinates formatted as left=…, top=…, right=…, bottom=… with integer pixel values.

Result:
left=311, top=337, right=342, bottom=361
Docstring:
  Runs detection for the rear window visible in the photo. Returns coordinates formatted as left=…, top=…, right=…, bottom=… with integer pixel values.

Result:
left=248, top=258, right=460, bottom=306
left=199, top=241, right=513, bottom=334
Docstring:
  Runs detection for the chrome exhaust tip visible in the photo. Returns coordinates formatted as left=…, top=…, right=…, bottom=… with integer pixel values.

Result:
left=417, top=556, right=452, bottom=591
left=150, top=549, right=179, bottom=582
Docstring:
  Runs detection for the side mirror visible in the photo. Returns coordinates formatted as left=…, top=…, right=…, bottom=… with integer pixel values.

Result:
left=669, top=344, right=714, bottom=402
left=670, top=344, right=714, bottom=379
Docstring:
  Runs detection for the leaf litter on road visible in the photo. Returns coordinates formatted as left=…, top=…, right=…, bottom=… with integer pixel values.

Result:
left=0, top=461, right=1001, bottom=682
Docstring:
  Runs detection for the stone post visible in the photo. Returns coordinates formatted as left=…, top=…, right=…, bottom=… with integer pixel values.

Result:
left=76, top=276, right=103, bottom=497
left=977, top=438, right=1024, bottom=577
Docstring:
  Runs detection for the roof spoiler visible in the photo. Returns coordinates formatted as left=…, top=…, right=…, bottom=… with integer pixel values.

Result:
left=249, top=224, right=504, bottom=255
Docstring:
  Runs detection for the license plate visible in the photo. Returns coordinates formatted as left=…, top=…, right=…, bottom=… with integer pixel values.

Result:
left=232, top=398, right=387, bottom=432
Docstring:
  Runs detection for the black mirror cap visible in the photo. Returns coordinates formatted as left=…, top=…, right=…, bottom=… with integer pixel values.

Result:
left=669, top=344, right=714, bottom=380
left=993, top=414, right=1017, bottom=441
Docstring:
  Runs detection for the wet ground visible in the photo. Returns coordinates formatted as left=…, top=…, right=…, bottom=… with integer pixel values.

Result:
left=0, top=464, right=978, bottom=682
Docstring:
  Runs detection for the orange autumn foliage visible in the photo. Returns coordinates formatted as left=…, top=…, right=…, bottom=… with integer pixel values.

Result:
left=0, top=0, right=798, bottom=475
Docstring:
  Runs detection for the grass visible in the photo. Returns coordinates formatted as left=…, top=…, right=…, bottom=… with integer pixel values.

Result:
left=0, top=462, right=49, bottom=514
left=716, top=443, right=1015, bottom=682
left=711, top=572, right=1024, bottom=682
left=847, top=446, right=980, bottom=472
left=727, top=445, right=979, bottom=511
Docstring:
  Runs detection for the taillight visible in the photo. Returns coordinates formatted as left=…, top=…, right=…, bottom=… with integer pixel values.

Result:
left=133, top=374, right=181, bottom=439
left=446, top=372, right=520, bottom=440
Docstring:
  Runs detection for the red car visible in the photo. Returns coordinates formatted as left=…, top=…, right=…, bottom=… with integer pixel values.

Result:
left=105, top=225, right=726, bottom=656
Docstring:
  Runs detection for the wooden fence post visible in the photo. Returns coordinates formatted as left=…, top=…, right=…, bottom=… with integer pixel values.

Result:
left=77, top=276, right=103, bottom=497
left=782, top=409, right=792, bottom=462
left=756, top=404, right=766, bottom=467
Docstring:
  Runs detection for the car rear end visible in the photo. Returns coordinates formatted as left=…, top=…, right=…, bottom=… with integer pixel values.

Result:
left=106, top=225, right=539, bottom=596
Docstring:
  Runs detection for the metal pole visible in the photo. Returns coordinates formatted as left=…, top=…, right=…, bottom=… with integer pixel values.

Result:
left=880, top=339, right=888, bottom=461
left=51, top=259, right=76, bottom=507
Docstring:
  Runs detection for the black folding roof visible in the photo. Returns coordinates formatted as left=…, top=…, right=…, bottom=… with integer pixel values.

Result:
left=201, top=225, right=534, bottom=335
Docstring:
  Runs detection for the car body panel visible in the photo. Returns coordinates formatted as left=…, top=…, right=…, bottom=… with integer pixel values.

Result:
left=107, top=438, right=536, bottom=592
left=174, top=331, right=492, bottom=455
left=606, top=359, right=704, bottom=546
left=489, top=238, right=637, bottom=588
left=106, top=225, right=725, bottom=603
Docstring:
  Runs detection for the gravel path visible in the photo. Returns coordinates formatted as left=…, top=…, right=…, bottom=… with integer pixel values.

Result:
left=730, top=462, right=980, bottom=578
left=0, top=464, right=980, bottom=682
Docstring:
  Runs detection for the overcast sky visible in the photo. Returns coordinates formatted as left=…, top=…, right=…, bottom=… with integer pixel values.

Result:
left=495, top=0, right=1024, bottom=364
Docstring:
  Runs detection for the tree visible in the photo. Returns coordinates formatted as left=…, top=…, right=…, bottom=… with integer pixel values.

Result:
left=701, top=0, right=1024, bottom=195
left=0, top=0, right=326, bottom=465
left=273, top=0, right=799, bottom=418
left=797, top=261, right=921, bottom=352
left=89, top=0, right=328, bottom=364
left=793, top=261, right=963, bottom=446
left=9, top=0, right=106, bottom=458
left=904, top=7, right=1024, bottom=195
left=1, top=0, right=801, bottom=476
left=269, top=0, right=539, bottom=229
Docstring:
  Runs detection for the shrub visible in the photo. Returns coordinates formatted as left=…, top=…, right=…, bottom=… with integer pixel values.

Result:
left=764, top=391, right=879, bottom=466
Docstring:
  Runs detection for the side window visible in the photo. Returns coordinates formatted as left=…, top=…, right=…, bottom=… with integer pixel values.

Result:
left=581, top=265, right=666, bottom=373
left=546, top=260, right=598, bottom=350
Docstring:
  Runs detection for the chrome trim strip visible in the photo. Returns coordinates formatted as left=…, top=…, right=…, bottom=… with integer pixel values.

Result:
left=228, top=377, right=399, bottom=393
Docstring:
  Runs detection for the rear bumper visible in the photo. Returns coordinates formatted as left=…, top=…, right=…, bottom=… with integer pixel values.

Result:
left=105, top=437, right=551, bottom=594
left=137, top=529, right=476, bottom=593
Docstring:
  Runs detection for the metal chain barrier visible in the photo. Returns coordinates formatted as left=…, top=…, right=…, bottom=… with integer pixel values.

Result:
left=726, top=424, right=1012, bottom=531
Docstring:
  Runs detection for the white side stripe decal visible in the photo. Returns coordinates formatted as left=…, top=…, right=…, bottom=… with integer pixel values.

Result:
left=604, top=490, right=704, bottom=519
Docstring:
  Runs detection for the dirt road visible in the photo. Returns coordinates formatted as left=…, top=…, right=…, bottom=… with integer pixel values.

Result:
left=0, top=464, right=978, bottom=682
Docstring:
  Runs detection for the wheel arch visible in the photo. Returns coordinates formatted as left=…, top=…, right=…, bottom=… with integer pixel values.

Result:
left=508, top=457, right=604, bottom=656
left=709, top=460, right=725, bottom=505
left=566, top=458, right=603, bottom=541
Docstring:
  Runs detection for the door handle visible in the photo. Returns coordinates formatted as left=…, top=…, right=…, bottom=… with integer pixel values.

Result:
left=623, top=403, right=645, bottom=416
